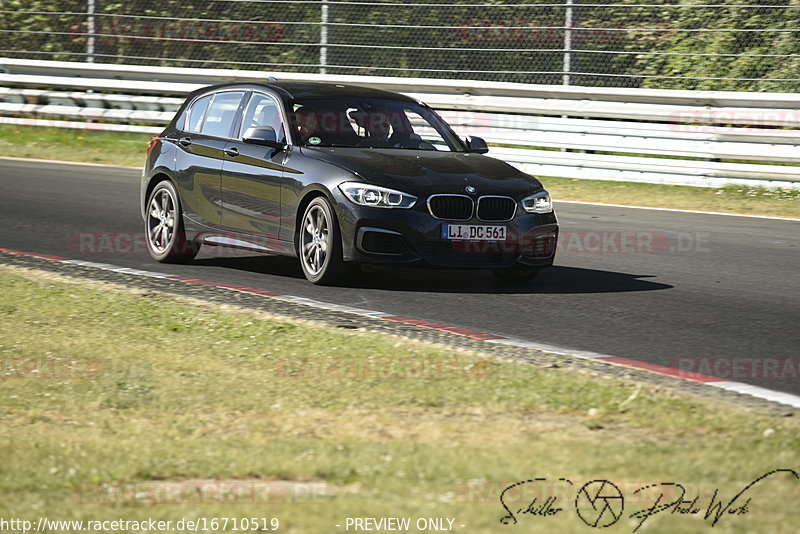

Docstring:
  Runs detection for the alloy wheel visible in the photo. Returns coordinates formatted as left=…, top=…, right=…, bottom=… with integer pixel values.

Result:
left=147, top=187, right=176, bottom=253
left=300, top=204, right=330, bottom=276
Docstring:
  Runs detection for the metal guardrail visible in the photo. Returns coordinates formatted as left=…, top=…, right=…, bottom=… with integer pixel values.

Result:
left=2, top=59, right=799, bottom=189
left=9, top=59, right=800, bottom=108
left=0, top=87, right=184, bottom=110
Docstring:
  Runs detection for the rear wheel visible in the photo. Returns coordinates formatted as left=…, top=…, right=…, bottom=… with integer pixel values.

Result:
left=298, top=197, right=350, bottom=285
left=491, top=264, right=540, bottom=282
left=145, top=180, right=199, bottom=263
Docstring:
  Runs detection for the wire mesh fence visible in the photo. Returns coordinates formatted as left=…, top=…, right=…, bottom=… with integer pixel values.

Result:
left=2, top=1, right=800, bottom=90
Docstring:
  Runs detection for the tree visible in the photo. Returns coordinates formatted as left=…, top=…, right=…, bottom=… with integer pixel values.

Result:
left=637, top=0, right=799, bottom=91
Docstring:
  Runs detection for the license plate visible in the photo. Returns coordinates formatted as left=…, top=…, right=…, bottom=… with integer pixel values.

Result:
left=441, top=224, right=507, bottom=241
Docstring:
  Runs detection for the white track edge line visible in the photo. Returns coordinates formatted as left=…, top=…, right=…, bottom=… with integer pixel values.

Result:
left=484, top=338, right=614, bottom=360
left=708, top=381, right=800, bottom=409
left=61, top=259, right=174, bottom=279
left=270, top=294, right=393, bottom=319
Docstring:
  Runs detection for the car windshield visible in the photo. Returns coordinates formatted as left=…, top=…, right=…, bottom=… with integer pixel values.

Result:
left=290, top=97, right=463, bottom=151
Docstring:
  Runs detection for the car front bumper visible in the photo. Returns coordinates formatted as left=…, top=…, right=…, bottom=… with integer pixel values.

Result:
left=332, top=190, right=559, bottom=269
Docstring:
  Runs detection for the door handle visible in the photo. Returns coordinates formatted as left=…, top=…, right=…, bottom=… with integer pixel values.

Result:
left=178, top=137, right=192, bottom=147
left=224, top=147, right=239, bottom=157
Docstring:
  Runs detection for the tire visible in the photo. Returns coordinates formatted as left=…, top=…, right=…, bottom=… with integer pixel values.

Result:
left=145, top=180, right=199, bottom=263
left=491, top=264, right=540, bottom=282
left=298, top=197, right=350, bottom=285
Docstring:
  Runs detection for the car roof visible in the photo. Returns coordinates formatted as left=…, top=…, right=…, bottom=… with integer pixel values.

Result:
left=196, top=81, right=419, bottom=104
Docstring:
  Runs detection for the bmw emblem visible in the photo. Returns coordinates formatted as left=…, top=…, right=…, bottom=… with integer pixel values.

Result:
left=465, top=186, right=477, bottom=194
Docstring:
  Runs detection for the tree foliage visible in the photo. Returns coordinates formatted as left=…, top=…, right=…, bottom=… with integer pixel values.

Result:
left=636, top=0, right=800, bottom=91
left=2, top=0, right=799, bottom=90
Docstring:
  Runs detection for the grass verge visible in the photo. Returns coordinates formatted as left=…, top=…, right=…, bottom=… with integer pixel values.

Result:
left=1, top=124, right=798, bottom=218
left=546, top=176, right=800, bottom=218
left=0, top=124, right=152, bottom=167
left=0, top=265, right=798, bottom=533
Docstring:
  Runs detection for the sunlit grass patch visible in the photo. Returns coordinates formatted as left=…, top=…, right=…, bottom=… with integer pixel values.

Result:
left=546, top=176, right=800, bottom=218
left=0, top=124, right=151, bottom=167
left=0, top=266, right=798, bottom=532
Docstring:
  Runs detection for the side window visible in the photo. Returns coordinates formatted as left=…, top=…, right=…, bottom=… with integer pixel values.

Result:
left=200, top=91, right=245, bottom=138
left=186, top=95, right=212, bottom=133
left=239, top=93, right=285, bottom=141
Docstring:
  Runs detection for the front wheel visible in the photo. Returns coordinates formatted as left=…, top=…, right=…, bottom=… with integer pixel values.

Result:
left=145, top=180, right=199, bottom=263
left=491, top=264, right=540, bottom=282
left=298, top=197, right=350, bottom=285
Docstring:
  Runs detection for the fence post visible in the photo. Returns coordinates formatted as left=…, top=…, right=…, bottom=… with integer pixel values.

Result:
left=563, top=0, right=573, bottom=86
left=320, top=0, right=329, bottom=75
left=87, top=0, right=96, bottom=63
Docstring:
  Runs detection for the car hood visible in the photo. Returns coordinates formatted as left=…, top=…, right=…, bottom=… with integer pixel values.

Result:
left=299, top=147, right=543, bottom=196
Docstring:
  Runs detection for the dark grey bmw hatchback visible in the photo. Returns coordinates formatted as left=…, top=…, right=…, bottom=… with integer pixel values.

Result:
left=141, top=81, right=558, bottom=284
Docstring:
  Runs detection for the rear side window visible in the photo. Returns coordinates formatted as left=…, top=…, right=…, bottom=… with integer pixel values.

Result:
left=186, top=95, right=212, bottom=133
left=201, top=91, right=245, bottom=138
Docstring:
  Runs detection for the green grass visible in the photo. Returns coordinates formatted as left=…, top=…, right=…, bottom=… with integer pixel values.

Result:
left=1, top=266, right=798, bottom=533
left=0, top=124, right=798, bottom=217
left=0, top=124, right=151, bottom=167
left=546, top=176, right=800, bottom=218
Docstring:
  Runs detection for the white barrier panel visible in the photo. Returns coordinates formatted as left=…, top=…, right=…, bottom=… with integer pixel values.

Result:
left=2, top=59, right=800, bottom=189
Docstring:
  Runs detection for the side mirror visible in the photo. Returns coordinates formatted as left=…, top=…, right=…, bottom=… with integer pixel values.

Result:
left=243, top=126, right=285, bottom=149
left=465, top=136, right=489, bottom=154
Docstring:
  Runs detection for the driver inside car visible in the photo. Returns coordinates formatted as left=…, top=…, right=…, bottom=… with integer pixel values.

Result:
left=350, top=110, right=394, bottom=147
left=350, top=109, right=434, bottom=149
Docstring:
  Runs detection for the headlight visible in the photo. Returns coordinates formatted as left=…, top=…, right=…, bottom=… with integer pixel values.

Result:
left=339, top=182, right=417, bottom=209
left=521, top=191, right=553, bottom=214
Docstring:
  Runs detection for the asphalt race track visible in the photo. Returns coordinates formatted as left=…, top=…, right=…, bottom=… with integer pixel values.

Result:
left=2, top=158, right=799, bottom=396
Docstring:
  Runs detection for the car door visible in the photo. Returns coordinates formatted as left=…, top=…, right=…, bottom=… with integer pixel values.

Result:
left=173, top=90, right=246, bottom=229
left=220, top=91, right=288, bottom=241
